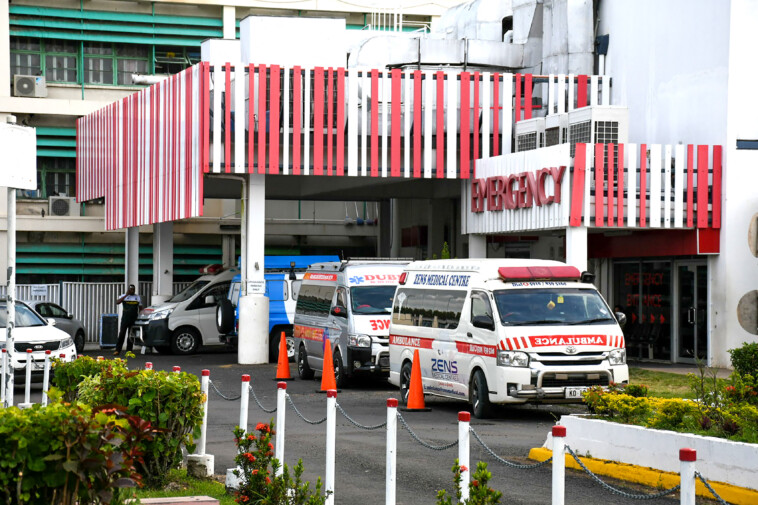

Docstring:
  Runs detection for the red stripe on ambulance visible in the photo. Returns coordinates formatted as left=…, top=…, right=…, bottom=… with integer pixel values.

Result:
left=455, top=341, right=497, bottom=357
left=389, top=335, right=434, bottom=349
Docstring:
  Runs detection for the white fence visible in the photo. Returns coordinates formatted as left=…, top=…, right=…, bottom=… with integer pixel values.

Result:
left=0, top=282, right=190, bottom=345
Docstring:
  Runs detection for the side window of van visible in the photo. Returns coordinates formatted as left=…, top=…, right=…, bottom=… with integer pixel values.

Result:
left=189, top=282, right=231, bottom=310
left=291, top=280, right=302, bottom=300
left=334, top=288, right=347, bottom=309
left=392, top=288, right=466, bottom=329
left=266, top=280, right=288, bottom=302
left=470, top=291, right=493, bottom=322
left=296, top=284, right=336, bottom=317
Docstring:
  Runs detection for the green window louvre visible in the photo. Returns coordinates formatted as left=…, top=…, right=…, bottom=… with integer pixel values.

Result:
left=10, top=5, right=223, bottom=46
left=36, top=127, right=76, bottom=158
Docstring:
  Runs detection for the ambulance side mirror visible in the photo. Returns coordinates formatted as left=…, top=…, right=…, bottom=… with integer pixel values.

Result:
left=331, top=305, right=347, bottom=318
left=614, top=311, right=627, bottom=329
left=472, top=314, right=495, bottom=331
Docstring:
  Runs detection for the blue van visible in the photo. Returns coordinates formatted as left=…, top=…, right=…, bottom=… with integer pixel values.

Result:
left=217, top=255, right=339, bottom=362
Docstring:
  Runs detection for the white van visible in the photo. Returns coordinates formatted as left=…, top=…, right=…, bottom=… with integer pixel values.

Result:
left=293, top=259, right=409, bottom=387
left=134, top=267, right=238, bottom=354
left=388, top=259, right=629, bottom=417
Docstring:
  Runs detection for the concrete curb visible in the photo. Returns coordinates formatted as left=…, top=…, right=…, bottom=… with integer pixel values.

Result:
left=528, top=447, right=758, bottom=505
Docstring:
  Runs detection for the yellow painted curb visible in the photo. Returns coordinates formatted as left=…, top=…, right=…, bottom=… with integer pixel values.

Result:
left=528, top=447, right=758, bottom=505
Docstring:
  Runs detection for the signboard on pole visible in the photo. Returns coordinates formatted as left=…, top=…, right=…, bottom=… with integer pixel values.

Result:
left=0, top=123, right=36, bottom=189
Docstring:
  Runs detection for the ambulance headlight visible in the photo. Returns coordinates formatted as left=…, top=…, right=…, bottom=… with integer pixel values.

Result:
left=149, top=308, right=173, bottom=321
left=497, top=350, right=529, bottom=367
left=609, top=348, right=626, bottom=365
left=348, top=334, right=371, bottom=348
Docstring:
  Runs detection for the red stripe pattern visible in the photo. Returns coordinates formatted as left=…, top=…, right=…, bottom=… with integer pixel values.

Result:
left=565, top=143, right=722, bottom=230
left=76, top=65, right=204, bottom=231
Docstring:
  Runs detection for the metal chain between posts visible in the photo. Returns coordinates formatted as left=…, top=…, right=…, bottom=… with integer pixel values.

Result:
left=286, top=393, right=327, bottom=425
left=336, top=403, right=387, bottom=430
left=469, top=427, right=553, bottom=469
left=208, top=379, right=242, bottom=401
left=695, top=472, right=730, bottom=505
left=248, top=383, right=277, bottom=413
left=566, top=446, right=680, bottom=500
left=396, top=412, right=458, bottom=451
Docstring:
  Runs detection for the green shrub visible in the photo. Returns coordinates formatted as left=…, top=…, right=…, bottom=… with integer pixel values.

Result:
left=728, top=342, right=758, bottom=377
left=233, top=421, right=328, bottom=505
left=51, top=355, right=129, bottom=401
left=436, top=460, right=502, bottom=505
left=77, top=368, right=205, bottom=488
left=0, top=395, right=153, bottom=504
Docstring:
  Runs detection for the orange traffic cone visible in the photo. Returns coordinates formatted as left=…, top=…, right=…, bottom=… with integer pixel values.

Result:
left=318, top=342, right=339, bottom=392
left=274, top=331, right=293, bottom=381
left=400, top=349, right=430, bottom=412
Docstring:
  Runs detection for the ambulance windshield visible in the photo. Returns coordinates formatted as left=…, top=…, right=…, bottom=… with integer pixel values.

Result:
left=493, top=288, right=615, bottom=326
left=351, top=286, right=396, bottom=315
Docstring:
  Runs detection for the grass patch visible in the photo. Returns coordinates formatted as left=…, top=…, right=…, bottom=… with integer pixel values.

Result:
left=629, top=367, right=696, bottom=399
left=131, top=469, right=235, bottom=505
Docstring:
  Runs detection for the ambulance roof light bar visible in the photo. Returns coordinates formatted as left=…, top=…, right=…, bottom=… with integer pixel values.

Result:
left=498, top=266, right=582, bottom=282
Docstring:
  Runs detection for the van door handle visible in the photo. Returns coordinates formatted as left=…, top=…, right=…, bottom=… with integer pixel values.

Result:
left=467, top=332, right=473, bottom=338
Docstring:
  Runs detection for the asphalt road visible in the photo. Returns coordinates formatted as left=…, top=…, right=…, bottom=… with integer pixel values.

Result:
left=13, top=347, right=687, bottom=505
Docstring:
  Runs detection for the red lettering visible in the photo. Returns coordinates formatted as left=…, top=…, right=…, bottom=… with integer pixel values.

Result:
left=525, top=171, right=540, bottom=207
left=470, top=166, right=567, bottom=214
left=550, top=165, right=566, bottom=203
left=537, top=168, right=552, bottom=204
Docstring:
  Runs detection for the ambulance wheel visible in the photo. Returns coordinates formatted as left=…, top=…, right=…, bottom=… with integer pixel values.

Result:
left=171, top=326, right=200, bottom=355
left=298, top=345, right=314, bottom=380
left=333, top=349, right=347, bottom=388
left=399, top=361, right=413, bottom=404
left=471, top=369, right=492, bottom=419
left=216, top=299, right=235, bottom=334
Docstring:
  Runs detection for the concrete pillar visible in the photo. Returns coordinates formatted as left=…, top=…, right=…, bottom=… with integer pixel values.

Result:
left=238, top=174, right=268, bottom=364
left=565, top=226, right=588, bottom=272
left=469, top=234, right=487, bottom=258
left=222, top=234, right=236, bottom=268
left=0, top=189, right=7, bottom=279
left=426, top=199, right=447, bottom=259
left=223, top=6, right=236, bottom=40
left=390, top=199, right=401, bottom=257
left=0, top=0, right=10, bottom=97
left=125, top=227, right=140, bottom=289
left=151, top=222, right=173, bottom=306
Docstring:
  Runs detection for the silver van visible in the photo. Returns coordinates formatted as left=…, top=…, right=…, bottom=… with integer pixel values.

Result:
left=293, top=259, right=408, bottom=387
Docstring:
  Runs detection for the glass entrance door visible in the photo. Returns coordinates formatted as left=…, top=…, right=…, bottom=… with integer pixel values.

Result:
left=676, top=262, right=708, bottom=363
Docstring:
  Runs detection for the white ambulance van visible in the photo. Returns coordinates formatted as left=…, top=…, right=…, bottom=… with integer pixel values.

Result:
left=293, top=259, right=409, bottom=387
left=389, top=259, right=629, bottom=418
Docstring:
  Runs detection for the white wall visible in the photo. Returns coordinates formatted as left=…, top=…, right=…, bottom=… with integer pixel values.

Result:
left=715, top=0, right=758, bottom=365
left=597, top=0, right=730, bottom=146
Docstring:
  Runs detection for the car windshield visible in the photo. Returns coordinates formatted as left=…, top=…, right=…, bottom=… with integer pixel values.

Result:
left=350, top=286, right=397, bottom=315
left=493, top=288, right=616, bottom=326
left=169, top=280, right=210, bottom=303
left=0, top=303, right=48, bottom=328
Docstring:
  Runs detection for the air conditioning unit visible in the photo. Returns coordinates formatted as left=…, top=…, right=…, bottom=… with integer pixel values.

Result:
left=545, top=113, right=569, bottom=147
left=13, top=75, right=47, bottom=98
left=514, top=117, right=545, bottom=153
left=49, top=196, right=80, bottom=217
left=568, top=106, right=629, bottom=156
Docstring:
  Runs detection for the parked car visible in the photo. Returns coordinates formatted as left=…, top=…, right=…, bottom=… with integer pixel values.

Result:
left=28, top=301, right=86, bottom=353
left=0, top=298, right=77, bottom=378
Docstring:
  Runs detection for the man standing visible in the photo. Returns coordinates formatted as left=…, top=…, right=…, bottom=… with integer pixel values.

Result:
left=114, top=284, right=143, bottom=355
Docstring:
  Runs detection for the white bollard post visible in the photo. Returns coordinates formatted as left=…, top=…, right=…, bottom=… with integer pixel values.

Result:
left=20, top=349, right=33, bottom=408
left=325, top=389, right=337, bottom=505
left=275, top=382, right=287, bottom=476
left=97, top=355, right=104, bottom=361
left=173, top=366, right=181, bottom=373
left=1, top=349, right=7, bottom=406
left=42, top=350, right=51, bottom=406
left=458, top=411, right=471, bottom=501
left=145, top=362, right=153, bottom=370
left=679, top=448, right=697, bottom=505
left=198, top=370, right=210, bottom=455
left=552, top=425, right=566, bottom=505
left=239, top=374, right=250, bottom=433
left=386, top=398, right=398, bottom=505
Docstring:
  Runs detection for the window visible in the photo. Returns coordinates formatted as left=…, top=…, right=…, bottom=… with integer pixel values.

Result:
left=82, top=42, right=149, bottom=85
left=470, top=291, right=493, bottom=322
left=350, top=286, right=395, bottom=315
left=10, top=37, right=42, bottom=77
left=190, top=281, right=231, bottom=309
left=392, top=288, right=467, bottom=329
left=517, top=132, right=537, bottom=152
left=266, top=280, right=288, bottom=302
left=296, top=284, right=336, bottom=317
left=45, top=40, right=78, bottom=83
left=39, top=158, right=76, bottom=198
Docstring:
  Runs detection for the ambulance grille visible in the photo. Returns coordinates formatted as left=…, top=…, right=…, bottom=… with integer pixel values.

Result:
left=535, top=373, right=610, bottom=388
left=533, top=352, right=605, bottom=366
